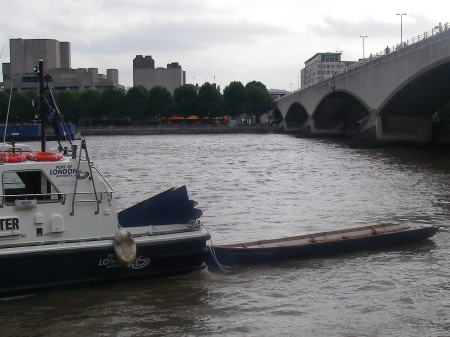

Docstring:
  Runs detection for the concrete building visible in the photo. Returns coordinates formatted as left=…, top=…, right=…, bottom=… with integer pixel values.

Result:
left=268, top=88, right=290, bottom=100
left=301, top=52, right=356, bottom=87
left=2, top=38, right=124, bottom=91
left=133, top=55, right=186, bottom=93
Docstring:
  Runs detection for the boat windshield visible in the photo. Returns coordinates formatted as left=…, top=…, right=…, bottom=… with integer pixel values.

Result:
left=1, top=170, right=63, bottom=205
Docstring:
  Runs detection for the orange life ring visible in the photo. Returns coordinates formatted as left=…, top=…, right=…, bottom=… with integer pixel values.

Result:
left=26, top=151, right=63, bottom=162
left=0, top=152, right=27, bottom=163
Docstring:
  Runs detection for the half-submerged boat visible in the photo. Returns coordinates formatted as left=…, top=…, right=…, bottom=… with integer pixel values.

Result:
left=206, top=223, right=438, bottom=269
left=0, top=60, right=210, bottom=297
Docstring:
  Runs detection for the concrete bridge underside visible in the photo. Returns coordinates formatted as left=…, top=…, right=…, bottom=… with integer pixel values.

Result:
left=376, top=62, right=450, bottom=142
left=275, top=29, right=450, bottom=143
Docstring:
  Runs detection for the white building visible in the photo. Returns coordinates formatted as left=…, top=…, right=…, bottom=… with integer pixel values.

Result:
left=268, top=88, right=290, bottom=100
left=301, top=52, right=356, bottom=87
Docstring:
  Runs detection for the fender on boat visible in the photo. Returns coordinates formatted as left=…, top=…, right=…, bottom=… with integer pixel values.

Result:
left=114, top=228, right=137, bottom=265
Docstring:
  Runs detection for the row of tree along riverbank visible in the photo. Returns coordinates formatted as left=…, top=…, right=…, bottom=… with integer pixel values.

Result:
left=0, top=81, right=275, bottom=127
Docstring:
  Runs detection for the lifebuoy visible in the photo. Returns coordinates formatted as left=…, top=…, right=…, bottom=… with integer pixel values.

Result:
left=0, top=152, right=27, bottom=163
left=26, top=151, right=63, bottom=162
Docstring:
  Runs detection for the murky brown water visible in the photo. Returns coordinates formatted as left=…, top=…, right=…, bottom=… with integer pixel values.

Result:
left=1, top=134, right=449, bottom=336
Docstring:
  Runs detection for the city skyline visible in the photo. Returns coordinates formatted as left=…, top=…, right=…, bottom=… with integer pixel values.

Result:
left=0, top=0, right=447, bottom=91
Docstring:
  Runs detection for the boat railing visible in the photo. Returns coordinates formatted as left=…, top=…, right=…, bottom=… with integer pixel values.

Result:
left=91, top=166, right=114, bottom=192
left=70, top=190, right=108, bottom=204
left=1, top=190, right=113, bottom=209
left=0, top=192, right=66, bottom=207
left=71, top=139, right=100, bottom=216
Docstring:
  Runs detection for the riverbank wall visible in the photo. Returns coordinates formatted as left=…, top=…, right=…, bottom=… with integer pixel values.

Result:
left=78, top=125, right=281, bottom=136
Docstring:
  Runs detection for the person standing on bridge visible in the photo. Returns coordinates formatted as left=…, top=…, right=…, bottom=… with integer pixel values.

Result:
left=385, top=46, right=390, bottom=54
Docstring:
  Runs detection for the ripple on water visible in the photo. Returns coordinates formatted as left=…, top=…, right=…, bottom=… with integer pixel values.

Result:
left=5, top=135, right=449, bottom=337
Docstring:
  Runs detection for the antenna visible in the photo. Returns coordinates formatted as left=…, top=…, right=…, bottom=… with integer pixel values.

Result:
left=2, top=80, right=13, bottom=150
left=0, top=42, right=5, bottom=59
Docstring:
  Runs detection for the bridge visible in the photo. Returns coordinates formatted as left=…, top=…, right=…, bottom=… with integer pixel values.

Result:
left=273, top=25, right=450, bottom=143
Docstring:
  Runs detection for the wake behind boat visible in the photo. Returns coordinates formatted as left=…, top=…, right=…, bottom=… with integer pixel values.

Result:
left=0, top=60, right=210, bottom=297
left=206, top=222, right=439, bottom=269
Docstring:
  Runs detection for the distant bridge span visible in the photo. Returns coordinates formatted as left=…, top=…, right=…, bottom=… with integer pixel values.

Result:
left=274, top=27, right=450, bottom=143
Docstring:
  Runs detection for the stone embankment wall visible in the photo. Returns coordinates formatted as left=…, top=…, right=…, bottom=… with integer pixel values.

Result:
left=78, top=125, right=278, bottom=136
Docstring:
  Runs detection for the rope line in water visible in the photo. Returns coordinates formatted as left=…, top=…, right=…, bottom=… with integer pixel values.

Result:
left=206, top=231, right=233, bottom=273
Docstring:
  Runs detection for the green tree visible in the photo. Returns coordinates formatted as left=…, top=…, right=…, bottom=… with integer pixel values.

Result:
left=125, top=86, right=148, bottom=124
left=9, top=90, right=36, bottom=123
left=54, top=91, right=81, bottom=123
left=223, top=81, right=245, bottom=118
left=173, top=84, right=197, bottom=120
left=148, top=86, right=174, bottom=120
left=100, top=88, right=126, bottom=121
left=244, top=81, right=274, bottom=122
left=197, top=82, right=223, bottom=120
left=0, top=90, right=11, bottom=122
left=78, top=90, right=102, bottom=120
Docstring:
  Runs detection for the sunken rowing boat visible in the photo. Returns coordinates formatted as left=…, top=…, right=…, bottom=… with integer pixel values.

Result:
left=206, top=222, right=439, bottom=269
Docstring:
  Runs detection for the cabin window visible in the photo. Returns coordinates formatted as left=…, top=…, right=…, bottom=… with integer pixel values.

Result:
left=2, top=170, right=62, bottom=205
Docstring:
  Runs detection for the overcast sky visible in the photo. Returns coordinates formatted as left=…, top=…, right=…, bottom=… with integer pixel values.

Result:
left=1, top=0, right=448, bottom=91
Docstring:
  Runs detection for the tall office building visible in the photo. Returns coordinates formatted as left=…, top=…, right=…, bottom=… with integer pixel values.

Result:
left=133, top=55, right=186, bottom=94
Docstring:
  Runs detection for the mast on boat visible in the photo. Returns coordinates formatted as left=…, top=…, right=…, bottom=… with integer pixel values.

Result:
left=37, top=59, right=46, bottom=152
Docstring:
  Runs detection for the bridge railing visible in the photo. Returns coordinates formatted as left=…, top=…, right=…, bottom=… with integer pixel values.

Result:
left=296, top=22, right=449, bottom=92
left=355, top=22, right=450, bottom=66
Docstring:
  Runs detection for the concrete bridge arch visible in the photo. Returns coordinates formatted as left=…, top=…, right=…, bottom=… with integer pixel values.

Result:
left=274, top=28, right=450, bottom=143
left=311, top=90, right=371, bottom=135
left=284, top=103, right=308, bottom=130
left=375, top=57, right=450, bottom=141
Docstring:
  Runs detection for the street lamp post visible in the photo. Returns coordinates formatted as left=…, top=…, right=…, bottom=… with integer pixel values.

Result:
left=396, top=13, right=407, bottom=44
left=359, top=36, right=368, bottom=59
left=336, top=50, right=343, bottom=72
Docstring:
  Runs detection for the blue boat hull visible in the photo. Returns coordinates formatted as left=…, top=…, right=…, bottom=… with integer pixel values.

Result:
left=206, top=225, right=439, bottom=269
left=0, top=234, right=209, bottom=297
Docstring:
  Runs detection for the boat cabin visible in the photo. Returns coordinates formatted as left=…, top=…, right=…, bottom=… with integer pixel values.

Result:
left=0, top=141, right=118, bottom=243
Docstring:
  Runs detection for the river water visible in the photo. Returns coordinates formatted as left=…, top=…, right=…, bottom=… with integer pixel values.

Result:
left=1, top=134, right=449, bottom=337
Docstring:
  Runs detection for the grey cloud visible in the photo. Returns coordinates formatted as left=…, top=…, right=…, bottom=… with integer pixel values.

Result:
left=312, top=14, right=437, bottom=39
left=73, top=20, right=287, bottom=54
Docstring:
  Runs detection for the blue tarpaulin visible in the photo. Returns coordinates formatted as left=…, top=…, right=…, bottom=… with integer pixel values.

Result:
left=118, top=185, right=203, bottom=227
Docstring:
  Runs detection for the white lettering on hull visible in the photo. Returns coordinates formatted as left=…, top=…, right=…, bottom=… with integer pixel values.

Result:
left=98, top=254, right=150, bottom=269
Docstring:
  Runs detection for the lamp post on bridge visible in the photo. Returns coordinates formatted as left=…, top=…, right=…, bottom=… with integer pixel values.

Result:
left=359, top=36, right=368, bottom=59
left=396, top=13, right=407, bottom=45
left=336, top=50, right=342, bottom=72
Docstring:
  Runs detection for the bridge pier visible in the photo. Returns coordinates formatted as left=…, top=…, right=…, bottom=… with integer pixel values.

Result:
left=376, top=116, right=433, bottom=143
left=311, top=119, right=346, bottom=135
